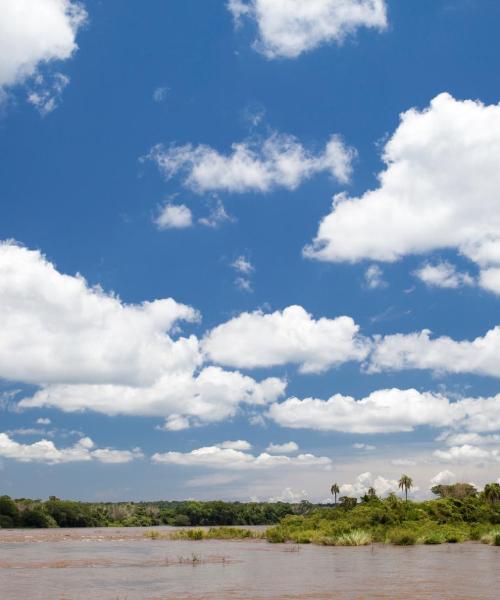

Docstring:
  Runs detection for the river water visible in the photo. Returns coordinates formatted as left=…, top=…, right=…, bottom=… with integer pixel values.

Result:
left=0, top=527, right=498, bottom=599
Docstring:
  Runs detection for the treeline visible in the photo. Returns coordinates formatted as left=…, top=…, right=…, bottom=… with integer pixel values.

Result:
left=0, top=495, right=300, bottom=529
left=267, top=482, right=500, bottom=546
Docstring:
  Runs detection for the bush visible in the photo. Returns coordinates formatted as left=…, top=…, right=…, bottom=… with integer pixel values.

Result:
left=389, top=529, right=417, bottom=545
left=0, top=515, right=14, bottom=528
left=424, top=533, right=445, bottom=545
left=173, top=514, right=191, bottom=527
left=335, top=530, right=372, bottom=546
left=266, top=527, right=286, bottom=543
left=494, top=533, right=500, bottom=546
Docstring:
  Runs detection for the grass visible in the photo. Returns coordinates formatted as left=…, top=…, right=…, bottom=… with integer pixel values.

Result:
left=169, top=527, right=260, bottom=541
left=480, top=529, right=500, bottom=545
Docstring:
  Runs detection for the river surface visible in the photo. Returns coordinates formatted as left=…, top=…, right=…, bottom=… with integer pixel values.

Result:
left=0, top=527, right=499, bottom=599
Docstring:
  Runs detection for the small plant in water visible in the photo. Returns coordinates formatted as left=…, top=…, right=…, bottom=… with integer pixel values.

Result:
left=145, top=530, right=160, bottom=540
left=335, top=530, right=372, bottom=546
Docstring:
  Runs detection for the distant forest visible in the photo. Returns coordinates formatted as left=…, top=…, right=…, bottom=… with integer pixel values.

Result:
left=0, top=496, right=308, bottom=529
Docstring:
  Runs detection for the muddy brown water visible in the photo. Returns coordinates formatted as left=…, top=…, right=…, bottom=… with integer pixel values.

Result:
left=0, top=527, right=498, bottom=599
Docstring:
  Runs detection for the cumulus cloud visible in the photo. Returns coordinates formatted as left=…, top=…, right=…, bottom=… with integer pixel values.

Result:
left=148, top=133, right=354, bottom=194
left=20, top=367, right=286, bottom=424
left=414, top=261, right=474, bottom=289
left=305, top=94, right=500, bottom=295
left=340, top=472, right=399, bottom=498
left=0, top=0, right=86, bottom=92
left=1, top=241, right=286, bottom=428
left=203, top=305, right=368, bottom=373
left=268, top=389, right=500, bottom=434
left=434, top=445, right=500, bottom=465
left=228, top=0, right=388, bottom=59
left=0, top=242, right=199, bottom=386
left=0, top=433, right=141, bottom=464
left=36, top=418, right=51, bottom=425
left=155, top=204, right=193, bottom=230
left=370, top=326, right=500, bottom=378
left=218, top=440, right=253, bottom=451
left=430, top=470, right=456, bottom=485
left=152, top=444, right=331, bottom=470
left=266, top=441, right=299, bottom=454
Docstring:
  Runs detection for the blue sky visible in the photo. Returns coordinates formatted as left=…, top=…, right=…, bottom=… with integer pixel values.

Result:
left=1, top=0, right=500, bottom=502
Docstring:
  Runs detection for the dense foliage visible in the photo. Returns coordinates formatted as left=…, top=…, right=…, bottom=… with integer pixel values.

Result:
left=266, top=485, right=500, bottom=546
left=0, top=495, right=296, bottom=529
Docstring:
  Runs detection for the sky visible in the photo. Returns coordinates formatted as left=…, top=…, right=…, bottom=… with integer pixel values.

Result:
left=1, top=0, right=500, bottom=503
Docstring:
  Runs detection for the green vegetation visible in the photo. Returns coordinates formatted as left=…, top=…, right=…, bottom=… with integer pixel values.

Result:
left=265, top=480, right=500, bottom=547
left=0, top=496, right=297, bottom=529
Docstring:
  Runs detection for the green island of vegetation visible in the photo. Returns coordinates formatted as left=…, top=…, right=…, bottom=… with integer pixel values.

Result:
left=1, top=476, right=500, bottom=547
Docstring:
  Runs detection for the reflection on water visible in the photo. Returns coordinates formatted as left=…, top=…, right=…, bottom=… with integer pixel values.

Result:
left=0, top=528, right=499, bottom=600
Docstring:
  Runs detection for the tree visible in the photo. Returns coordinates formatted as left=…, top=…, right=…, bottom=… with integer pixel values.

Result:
left=483, top=483, right=500, bottom=505
left=367, top=486, right=377, bottom=498
left=330, top=483, right=340, bottom=505
left=398, top=475, right=413, bottom=501
left=339, top=496, right=357, bottom=510
left=431, top=483, right=477, bottom=499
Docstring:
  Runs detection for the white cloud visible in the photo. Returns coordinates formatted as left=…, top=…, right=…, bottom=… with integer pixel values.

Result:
left=36, top=418, right=51, bottom=425
left=20, top=367, right=286, bottom=424
left=152, top=445, right=331, bottom=471
left=235, top=277, right=253, bottom=292
left=228, top=0, right=388, bottom=59
left=434, top=445, right=499, bottom=464
left=27, top=72, right=69, bottom=115
left=414, top=261, right=474, bottom=289
left=430, top=470, right=456, bottom=485
left=305, top=94, right=500, bottom=295
left=268, top=487, right=309, bottom=503
left=0, top=241, right=199, bottom=386
left=268, top=388, right=500, bottom=434
left=148, top=133, right=354, bottom=194
left=0, top=433, right=141, bottom=465
left=353, top=443, right=376, bottom=451
left=370, top=326, right=500, bottom=378
left=232, top=256, right=254, bottom=274
left=266, top=441, right=299, bottom=454
left=198, top=200, right=233, bottom=228
left=0, top=0, right=86, bottom=89
left=203, top=305, right=368, bottom=373
left=364, top=264, right=386, bottom=289
left=439, top=432, right=500, bottom=446
left=1, top=241, right=286, bottom=428
left=218, top=440, right=253, bottom=451
left=340, top=472, right=399, bottom=498
left=155, top=203, right=193, bottom=230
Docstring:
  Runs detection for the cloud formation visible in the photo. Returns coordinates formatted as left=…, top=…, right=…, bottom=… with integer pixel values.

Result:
left=413, top=261, right=474, bottom=289
left=228, top=0, right=387, bottom=59
left=306, top=94, right=500, bottom=295
left=1, top=241, right=285, bottom=427
left=0, top=433, right=141, bottom=464
left=370, top=326, right=500, bottom=378
left=203, top=305, right=368, bottom=373
left=155, top=204, right=193, bottom=230
left=148, top=133, right=354, bottom=194
left=0, top=0, right=86, bottom=90
left=152, top=444, right=331, bottom=470
left=268, top=389, right=500, bottom=434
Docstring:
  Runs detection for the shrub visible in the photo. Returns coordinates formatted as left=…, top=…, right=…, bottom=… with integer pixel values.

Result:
left=389, top=529, right=417, bottom=545
left=335, top=530, right=372, bottom=546
left=266, top=527, right=286, bottom=543
left=0, top=515, right=14, bottom=528
left=424, top=533, right=445, bottom=545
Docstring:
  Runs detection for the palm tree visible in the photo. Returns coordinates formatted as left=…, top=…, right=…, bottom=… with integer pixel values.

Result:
left=330, top=483, right=340, bottom=505
left=483, top=483, right=500, bottom=505
left=398, top=474, right=413, bottom=501
left=367, top=486, right=377, bottom=498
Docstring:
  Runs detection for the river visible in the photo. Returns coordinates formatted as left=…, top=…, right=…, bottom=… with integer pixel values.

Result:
left=0, top=527, right=498, bottom=599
